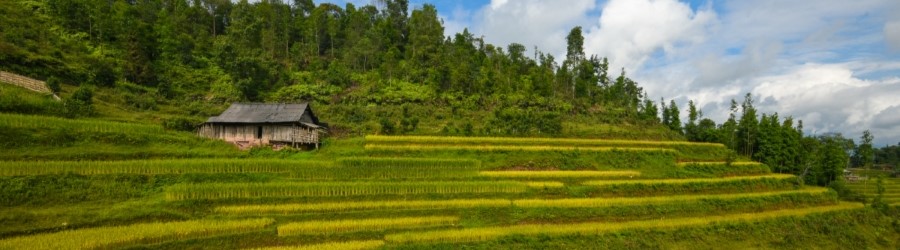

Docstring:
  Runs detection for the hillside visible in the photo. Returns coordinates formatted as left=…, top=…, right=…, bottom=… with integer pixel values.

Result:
left=0, top=0, right=898, bottom=248
left=0, top=126, right=898, bottom=248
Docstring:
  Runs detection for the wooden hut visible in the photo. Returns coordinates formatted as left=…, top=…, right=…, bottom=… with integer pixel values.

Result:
left=198, top=103, right=326, bottom=149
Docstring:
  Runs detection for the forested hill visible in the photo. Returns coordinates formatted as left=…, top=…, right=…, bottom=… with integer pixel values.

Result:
left=0, top=0, right=671, bottom=137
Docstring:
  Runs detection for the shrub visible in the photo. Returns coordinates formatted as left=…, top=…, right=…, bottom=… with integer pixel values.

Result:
left=162, top=116, right=203, bottom=132
left=63, top=85, right=94, bottom=117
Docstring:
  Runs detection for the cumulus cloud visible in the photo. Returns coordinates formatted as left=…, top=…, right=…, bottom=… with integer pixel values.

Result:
left=582, top=0, right=715, bottom=72
left=751, top=63, right=900, bottom=143
left=471, top=0, right=597, bottom=56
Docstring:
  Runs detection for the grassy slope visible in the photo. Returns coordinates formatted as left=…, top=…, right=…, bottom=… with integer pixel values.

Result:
left=0, top=85, right=897, bottom=249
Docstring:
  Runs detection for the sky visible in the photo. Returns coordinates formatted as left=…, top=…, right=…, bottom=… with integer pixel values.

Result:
left=323, top=0, right=900, bottom=146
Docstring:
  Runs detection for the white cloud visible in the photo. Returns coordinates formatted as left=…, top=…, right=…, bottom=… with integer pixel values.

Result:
left=471, top=0, right=597, bottom=56
left=490, top=0, right=509, bottom=10
left=886, top=21, right=900, bottom=51
left=582, top=0, right=716, bottom=72
left=751, top=63, right=900, bottom=143
left=432, top=0, right=900, bottom=144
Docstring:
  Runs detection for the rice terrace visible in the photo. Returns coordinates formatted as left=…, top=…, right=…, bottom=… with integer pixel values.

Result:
left=0, top=0, right=898, bottom=249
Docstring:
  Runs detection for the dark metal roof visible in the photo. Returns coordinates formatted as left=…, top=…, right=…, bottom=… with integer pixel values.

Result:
left=206, top=103, right=313, bottom=124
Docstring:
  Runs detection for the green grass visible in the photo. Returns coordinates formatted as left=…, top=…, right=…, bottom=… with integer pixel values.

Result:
left=0, top=84, right=63, bottom=116
left=0, top=218, right=274, bottom=250
left=0, top=159, right=331, bottom=176
left=676, top=161, right=772, bottom=177
left=0, top=113, right=240, bottom=160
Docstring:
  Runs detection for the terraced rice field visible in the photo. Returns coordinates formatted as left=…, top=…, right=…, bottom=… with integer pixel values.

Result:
left=0, top=135, right=876, bottom=249
left=844, top=177, right=900, bottom=205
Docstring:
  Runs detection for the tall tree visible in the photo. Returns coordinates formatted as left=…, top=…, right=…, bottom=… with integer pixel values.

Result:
left=684, top=100, right=701, bottom=141
left=737, top=93, right=758, bottom=156
left=667, top=100, right=682, bottom=134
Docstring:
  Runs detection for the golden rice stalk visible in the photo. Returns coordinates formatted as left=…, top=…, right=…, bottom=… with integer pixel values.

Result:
left=480, top=170, right=641, bottom=178
left=216, top=199, right=511, bottom=214
left=524, top=182, right=566, bottom=188
left=364, top=144, right=678, bottom=153
left=365, top=135, right=725, bottom=147
left=0, top=218, right=274, bottom=250
left=384, top=203, right=863, bottom=243
left=581, top=174, right=796, bottom=186
left=277, top=216, right=458, bottom=236
left=247, top=240, right=384, bottom=250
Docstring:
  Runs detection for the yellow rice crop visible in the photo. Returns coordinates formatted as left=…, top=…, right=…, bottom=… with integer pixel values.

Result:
left=512, top=188, right=830, bottom=208
left=248, top=240, right=384, bottom=250
left=384, top=202, right=863, bottom=243
left=278, top=216, right=459, bottom=236
left=364, top=144, right=678, bottom=153
left=581, top=174, right=796, bottom=186
left=0, top=159, right=330, bottom=176
left=480, top=170, right=641, bottom=178
left=675, top=162, right=763, bottom=167
left=525, top=182, right=566, bottom=188
left=166, top=181, right=526, bottom=200
left=216, top=188, right=829, bottom=214
left=216, top=199, right=512, bottom=214
left=0, top=218, right=274, bottom=250
left=365, top=135, right=725, bottom=147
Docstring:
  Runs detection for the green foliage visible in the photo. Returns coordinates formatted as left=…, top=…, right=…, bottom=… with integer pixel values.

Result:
left=63, top=84, right=94, bottom=117
left=268, top=72, right=342, bottom=104
left=379, top=117, right=397, bottom=135
left=0, top=84, right=64, bottom=116
left=45, top=77, right=61, bottom=93
left=0, top=0, right=668, bottom=136
left=161, top=116, right=203, bottom=132
left=488, top=107, right=562, bottom=136
left=362, top=79, right=435, bottom=104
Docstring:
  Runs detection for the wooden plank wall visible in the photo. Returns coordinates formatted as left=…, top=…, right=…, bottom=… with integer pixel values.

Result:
left=0, top=71, right=52, bottom=94
left=198, top=124, right=321, bottom=146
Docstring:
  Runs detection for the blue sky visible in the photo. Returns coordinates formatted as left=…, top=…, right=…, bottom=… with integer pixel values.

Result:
left=322, top=0, right=900, bottom=146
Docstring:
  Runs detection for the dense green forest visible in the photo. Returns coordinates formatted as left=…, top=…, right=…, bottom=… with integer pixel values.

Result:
left=0, top=0, right=650, bottom=134
left=0, top=0, right=895, bottom=187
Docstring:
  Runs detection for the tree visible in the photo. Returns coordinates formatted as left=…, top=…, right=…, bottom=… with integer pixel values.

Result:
left=565, top=26, right=585, bottom=63
left=856, top=130, right=875, bottom=168
left=562, top=26, right=587, bottom=101
left=856, top=130, right=875, bottom=189
left=684, top=100, right=701, bottom=141
left=719, top=99, right=740, bottom=150
left=407, top=4, right=443, bottom=71
left=666, top=100, right=681, bottom=134
left=638, top=96, right=659, bottom=123
left=737, top=93, right=758, bottom=156
left=695, top=118, right=718, bottom=142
